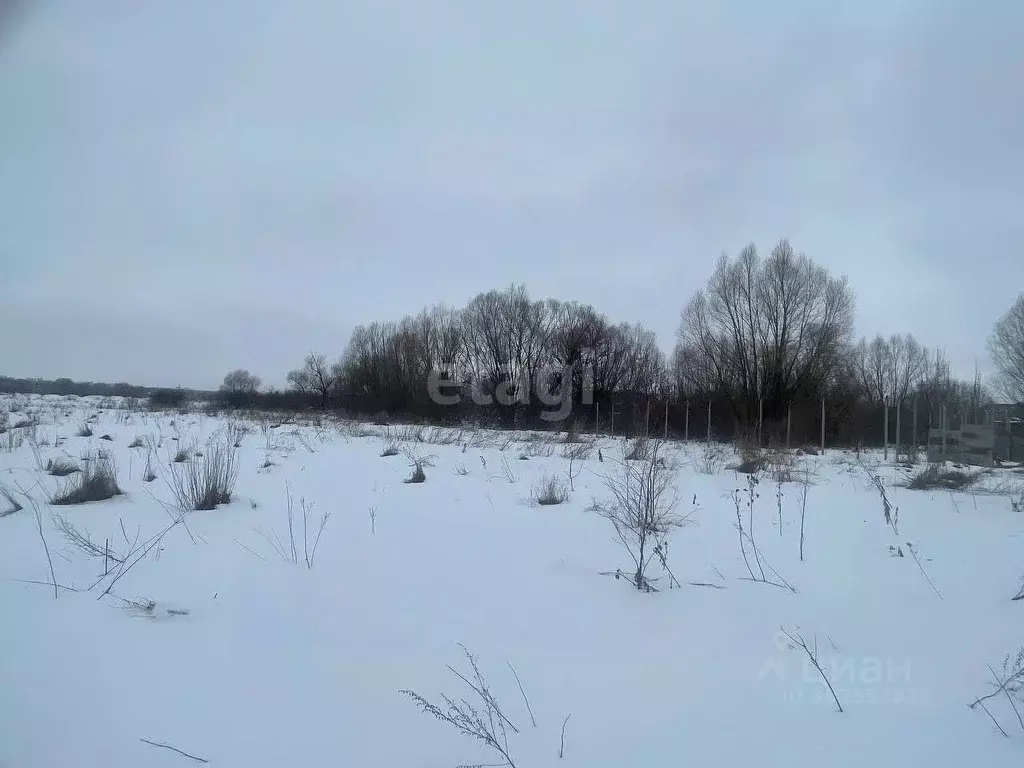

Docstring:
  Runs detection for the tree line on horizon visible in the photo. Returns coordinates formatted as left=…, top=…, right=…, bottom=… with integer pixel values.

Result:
left=218, top=239, right=1023, bottom=445
left=5, top=239, right=1022, bottom=446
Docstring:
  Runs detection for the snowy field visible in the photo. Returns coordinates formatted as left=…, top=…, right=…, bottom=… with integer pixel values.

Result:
left=1, top=393, right=1022, bottom=768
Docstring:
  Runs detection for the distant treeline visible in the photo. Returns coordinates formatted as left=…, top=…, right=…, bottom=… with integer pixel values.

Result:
left=0, top=376, right=213, bottom=405
left=6, top=238, right=1023, bottom=449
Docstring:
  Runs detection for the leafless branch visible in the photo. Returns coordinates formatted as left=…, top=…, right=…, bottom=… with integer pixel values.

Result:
left=988, top=663, right=1024, bottom=733
left=10, top=578, right=79, bottom=594
left=969, top=650, right=1024, bottom=736
left=52, top=513, right=127, bottom=564
left=302, top=496, right=331, bottom=569
left=233, top=538, right=267, bottom=561
left=139, top=738, right=209, bottom=763
left=17, top=487, right=58, bottom=599
left=506, top=661, right=536, bottom=728
left=905, top=542, right=942, bottom=600
left=781, top=626, right=843, bottom=713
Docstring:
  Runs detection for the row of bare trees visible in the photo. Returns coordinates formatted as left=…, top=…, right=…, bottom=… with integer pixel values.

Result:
left=219, top=239, right=1023, bottom=443
left=336, top=286, right=665, bottom=426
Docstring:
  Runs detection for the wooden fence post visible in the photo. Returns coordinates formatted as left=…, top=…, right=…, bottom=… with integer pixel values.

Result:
left=884, top=401, right=889, bottom=460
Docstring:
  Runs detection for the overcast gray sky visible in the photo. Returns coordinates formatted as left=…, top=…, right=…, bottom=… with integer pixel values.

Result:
left=1, top=0, right=1021, bottom=390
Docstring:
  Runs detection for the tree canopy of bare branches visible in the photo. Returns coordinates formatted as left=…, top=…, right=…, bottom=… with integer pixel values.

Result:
left=675, top=240, right=855, bottom=424
left=852, top=334, right=928, bottom=406
left=335, top=285, right=665, bottom=426
left=286, top=352, right=342, bottom=409
left=218, top=369, right=261, bottom=407
left=989, top=294, right=1024, bottom=402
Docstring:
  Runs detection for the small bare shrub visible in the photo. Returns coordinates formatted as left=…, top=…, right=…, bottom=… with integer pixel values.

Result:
left=730, top=443, right=766, bottom=475
left=405, top=462, right=427, bottom=484
left=46, top=457, right=80, bottom=477
left=380, top=443, right=400, bottom=457
left=128, top=436, right=145, bottom=448
left=422, top=426, right=462, bottom=446
left=258, top=482, right=331, bottom=568
left=905, top=464, right=986, bottom=491
left=499, top=454, right=518, bottom=483
left=168, top=441, right=238, bottom=511
left=561, top=441, right=591, bottom=461
left=696, top=441, right=728, bottom=474
left=142, top=453, right=158, bottom=483
left=590, top=440, right=690, bottom=591
left=172, top=446, right=190, bottom=463
left=51, top=454, right=122, bottom=505
left=0, top=483, right=23, bottom=517
left=895, top=444, right=921, bottom=465
left=625, top=437, right=651, bottom=461
left=76, top=424, right=93, bottom=437
left=765, top=449, right=795, bottom=483
left=401, top=646, right=521, bottom=768
left=532, top=474, right=569, bottom=506
left=390, top=424, right=425, bottom=443
left=401, top=447, right=437, bottom=468
left=225, top=420, right=247, bottom=448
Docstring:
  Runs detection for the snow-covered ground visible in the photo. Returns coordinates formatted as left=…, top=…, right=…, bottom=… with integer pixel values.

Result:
left=1, top=394, right=1022, bottom=767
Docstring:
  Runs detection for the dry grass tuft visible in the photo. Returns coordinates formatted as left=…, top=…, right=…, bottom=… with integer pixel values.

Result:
left=51, top=453, right=122, bottom=505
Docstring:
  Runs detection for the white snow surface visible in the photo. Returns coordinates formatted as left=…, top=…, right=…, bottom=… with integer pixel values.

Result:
left=0, top=394, right=1022, bottom=767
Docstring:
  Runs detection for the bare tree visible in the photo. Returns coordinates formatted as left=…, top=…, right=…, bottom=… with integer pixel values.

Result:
left=989, top=294, right=1024, bottom=402
left=677, top=239, right=855, bottom=428
left=547, top=300, right=608, bottom=398
left=219, top=369, right=261, bottom=407
left=853, top=334, right=928, bottom=406
left=287, top=352, right=341, bottom=409
left=459, top=285, right=557, bottom=423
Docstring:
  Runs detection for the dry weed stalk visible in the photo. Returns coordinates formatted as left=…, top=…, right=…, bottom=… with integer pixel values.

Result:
left=401, top=645, right=520, bottom=768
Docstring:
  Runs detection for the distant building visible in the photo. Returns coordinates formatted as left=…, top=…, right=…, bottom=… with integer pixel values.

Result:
left=927, top=403, right=1023, bottom=466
